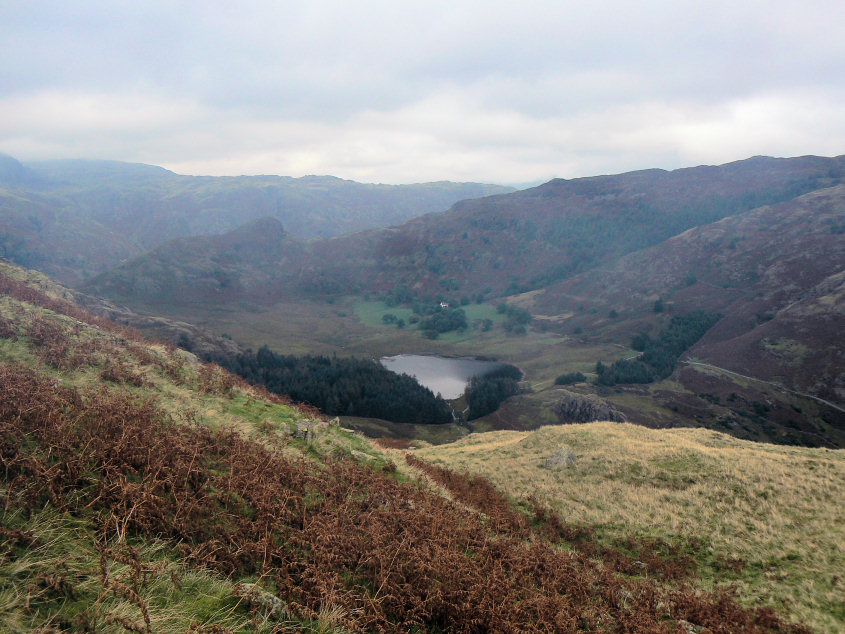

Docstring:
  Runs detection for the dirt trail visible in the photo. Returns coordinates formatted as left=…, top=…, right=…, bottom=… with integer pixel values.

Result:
left=681, top=359, right=845, bottom=414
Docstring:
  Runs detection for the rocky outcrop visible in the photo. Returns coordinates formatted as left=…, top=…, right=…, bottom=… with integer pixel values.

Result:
left=552, top=390, right=626, bottom=423
left=544, top=447, right=577, bottom=468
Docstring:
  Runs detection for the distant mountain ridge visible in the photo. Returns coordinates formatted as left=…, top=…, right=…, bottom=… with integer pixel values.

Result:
left=0, top=155, right=512, bottom=284
left=0, top=153, right=40, bottom=185
left=86, top=154, right=845, bottom=305
left=329, top=154, right=845, bottom=297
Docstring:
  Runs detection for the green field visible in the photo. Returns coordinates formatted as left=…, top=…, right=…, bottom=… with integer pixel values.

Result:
left=353, top=300, right=416, bottom=327
left=118, top=293, right=651, bottom=441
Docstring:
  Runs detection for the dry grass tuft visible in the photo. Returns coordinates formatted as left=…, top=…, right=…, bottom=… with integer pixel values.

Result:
left=416, top=422, right=845, bottom=631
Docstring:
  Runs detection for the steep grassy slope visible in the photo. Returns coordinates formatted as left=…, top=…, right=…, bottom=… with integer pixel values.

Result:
left=0, top=155, right=511, bottom=285
left=0, top=261, right=819, bottom=632
left=416, top=423, right=845, bottom=632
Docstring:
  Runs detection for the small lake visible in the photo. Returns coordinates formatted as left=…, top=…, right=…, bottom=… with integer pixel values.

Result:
left=380, top=354, right=513, bottom=400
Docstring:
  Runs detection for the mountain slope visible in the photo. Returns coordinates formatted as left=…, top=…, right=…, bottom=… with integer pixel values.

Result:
left=1, top=260, right=818, bottom=632
left=416, top=423, right=845, bottom=632
left=524, top=185, right=845, bottom=412
left=305, top=154, right=845, bottom=298
left=0, top=184, right=139, bottom=283
left=0, top=153, right=39, bottom=186
left=0, top=156, right=512, bottom=285
left=86, top=154, right=845, bottom=306
left=85, top=217, right=311, bottom=304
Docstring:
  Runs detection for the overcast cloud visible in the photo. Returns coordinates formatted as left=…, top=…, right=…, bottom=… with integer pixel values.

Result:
left=1, top=0, right=844, bottom=184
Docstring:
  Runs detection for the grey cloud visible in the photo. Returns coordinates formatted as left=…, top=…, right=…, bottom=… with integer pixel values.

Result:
left=1, top=1, right=843, bottom=183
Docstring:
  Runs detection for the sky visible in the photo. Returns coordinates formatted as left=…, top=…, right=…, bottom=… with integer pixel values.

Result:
left=1, top=0, right=844, bottom=185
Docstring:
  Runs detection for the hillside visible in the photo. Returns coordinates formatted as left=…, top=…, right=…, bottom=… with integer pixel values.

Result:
left=301, top=154, right=845, bottom=298
left=85, top=154, right=845, bottom=305
left=0, top=154, right=511, bottom=285
left=415, top=423, right=845, bottom=632
left=507, top=185, right=845, bottom=447
left=0, top=261, right=824, bottom=632
left=81, top=156, right=845, bottom=449
left=84, top=217, right=311, bottom=304
left=529, top=185, right=845, bottom=352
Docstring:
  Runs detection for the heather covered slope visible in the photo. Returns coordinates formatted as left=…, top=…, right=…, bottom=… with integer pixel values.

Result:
left=0, top=262, right=819, bottom=632
left=303, top=154, right=845, bottom=298
left=518, top=185, right=845, bottom=446
left=84, top=154, right=845, bottom=304
left=530, top=185, right=845, bottom=356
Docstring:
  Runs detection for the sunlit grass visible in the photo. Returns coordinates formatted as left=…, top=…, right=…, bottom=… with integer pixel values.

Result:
left=0, top=507, right=266, bottom=633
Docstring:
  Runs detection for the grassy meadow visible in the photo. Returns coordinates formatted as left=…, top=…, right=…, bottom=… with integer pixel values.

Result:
left=415, top=422, right=845, bottom=631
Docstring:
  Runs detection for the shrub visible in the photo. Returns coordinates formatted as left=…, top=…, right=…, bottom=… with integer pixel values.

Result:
left=554, top=372, right=586, bottom=385
left=596, top=311, right=721, bottom=385
left=0, top=316, right=17, bottom=340
left=100, top=363, right=147, bottom=387
left=419, top=308, right=467, bottom=334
